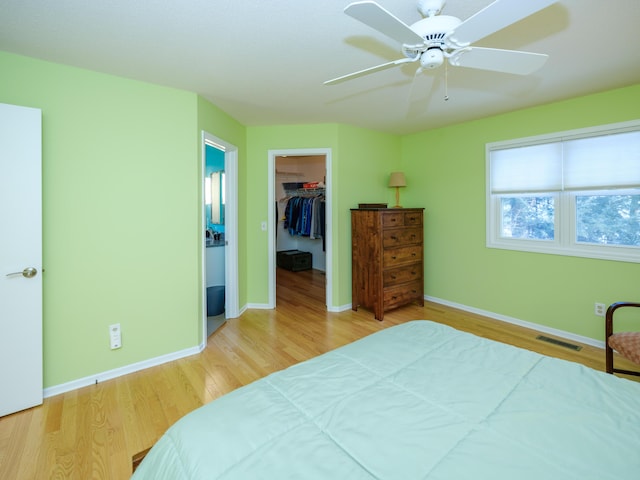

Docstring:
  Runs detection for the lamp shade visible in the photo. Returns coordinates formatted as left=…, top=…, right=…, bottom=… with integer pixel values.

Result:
left=388, top=172, right=406, bottom=188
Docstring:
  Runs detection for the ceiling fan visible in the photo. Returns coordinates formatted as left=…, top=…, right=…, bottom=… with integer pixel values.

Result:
left=325, top=0, right=557, bottom=85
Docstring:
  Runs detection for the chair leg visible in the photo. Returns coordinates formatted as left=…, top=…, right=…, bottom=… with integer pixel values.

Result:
left=605, top=343, right=614, bottom=374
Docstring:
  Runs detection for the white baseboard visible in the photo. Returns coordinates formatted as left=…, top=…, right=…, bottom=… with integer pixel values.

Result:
left=245, top=303, right=272, bottom=309
left=426, top=295, right=605, bottom=350
left=329, top=303, right=352, bottom=313
left=43, top=344, right=203, bottom=399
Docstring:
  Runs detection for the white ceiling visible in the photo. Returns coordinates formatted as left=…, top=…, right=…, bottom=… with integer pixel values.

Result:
left=1, top=0, right=639, bottom=135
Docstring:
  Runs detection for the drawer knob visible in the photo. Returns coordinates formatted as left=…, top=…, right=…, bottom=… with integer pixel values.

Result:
left=390, top=236, right=397, bottom=240
left=391, top=256, right=397, bottom=260
left=391, top=275, right=397, bottom=280
left=411, top=253, right=416, bottom=257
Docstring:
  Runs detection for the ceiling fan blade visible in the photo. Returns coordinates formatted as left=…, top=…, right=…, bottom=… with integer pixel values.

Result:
left=446, top=0, right=558, bottom=47
left=324, top=57, right=418, bottom=85
left=344, top=1, right=424, bottom=46
left=449, top=47, right=548, bottom=75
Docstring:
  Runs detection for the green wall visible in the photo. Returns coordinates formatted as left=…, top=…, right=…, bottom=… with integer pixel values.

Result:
left=402, top=84, right=640, bottom=341
left=335, top=124, right=402, bottom=306
left=246, top=124, right=400, bottom=306
left=1, top=52, right=203, bottom=387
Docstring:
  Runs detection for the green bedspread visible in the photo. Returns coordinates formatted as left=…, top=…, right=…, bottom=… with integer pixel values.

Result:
left=133, top=320, right=640, bottom=479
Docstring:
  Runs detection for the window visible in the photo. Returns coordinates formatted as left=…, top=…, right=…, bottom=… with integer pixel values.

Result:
left=486, top=120, right=640, bottom=263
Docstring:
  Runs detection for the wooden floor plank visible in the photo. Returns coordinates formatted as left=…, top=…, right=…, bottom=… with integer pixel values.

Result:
left=0, top=267, right=636, bottom=479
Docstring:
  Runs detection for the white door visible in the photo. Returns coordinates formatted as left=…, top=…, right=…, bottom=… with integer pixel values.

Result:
left=0, top=103, right=43, bottom=417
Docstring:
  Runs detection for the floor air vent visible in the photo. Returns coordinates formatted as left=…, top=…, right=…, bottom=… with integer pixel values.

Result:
left=536, top=335, right=582, bottom=351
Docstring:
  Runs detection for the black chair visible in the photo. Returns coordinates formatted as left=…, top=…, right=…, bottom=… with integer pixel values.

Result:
left=605, top=302, right=640, bottom=376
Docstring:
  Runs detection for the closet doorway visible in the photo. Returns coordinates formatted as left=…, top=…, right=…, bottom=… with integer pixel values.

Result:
left=268, top=149, right=332, bottom=310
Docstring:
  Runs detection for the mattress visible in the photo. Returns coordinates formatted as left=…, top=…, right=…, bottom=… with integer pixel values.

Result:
left=132, top=320, right=640, bottom=479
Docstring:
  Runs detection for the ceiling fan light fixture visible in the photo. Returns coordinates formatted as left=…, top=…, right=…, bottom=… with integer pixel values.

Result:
left=420, top=48, right=444, bottom=69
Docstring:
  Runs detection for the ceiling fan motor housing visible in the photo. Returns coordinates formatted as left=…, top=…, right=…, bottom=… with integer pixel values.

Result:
left=411, top=15, right=461, bottom=46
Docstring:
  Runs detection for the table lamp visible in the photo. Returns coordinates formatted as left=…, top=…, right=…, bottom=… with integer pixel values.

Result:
left=388, top=172, right=406, bottom=208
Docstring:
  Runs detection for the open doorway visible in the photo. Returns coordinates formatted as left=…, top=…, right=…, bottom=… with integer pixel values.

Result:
left=201, top=131, right=239, bottom=343
left=268, top=149, right=333, bottom=310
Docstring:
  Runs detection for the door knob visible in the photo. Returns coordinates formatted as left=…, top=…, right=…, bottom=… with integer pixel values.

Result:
left=6, top=267, right=38, bottom=278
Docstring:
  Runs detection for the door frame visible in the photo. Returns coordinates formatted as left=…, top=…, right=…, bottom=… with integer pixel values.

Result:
left=268, top=148, right=333, bottom=309
left=201, top=131, right=239, bottom=344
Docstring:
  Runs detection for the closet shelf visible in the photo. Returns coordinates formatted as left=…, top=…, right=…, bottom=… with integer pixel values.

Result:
left=284, top=187, right=325, bottom=195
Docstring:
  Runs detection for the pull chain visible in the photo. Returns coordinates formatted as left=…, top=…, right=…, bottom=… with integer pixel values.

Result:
left=444, top=60, right=449, bottom=101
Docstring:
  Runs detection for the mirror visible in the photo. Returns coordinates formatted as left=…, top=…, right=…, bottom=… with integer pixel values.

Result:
left=205, top=142, right=225, bottom=232
left=205, top=170, right=225, bottom=226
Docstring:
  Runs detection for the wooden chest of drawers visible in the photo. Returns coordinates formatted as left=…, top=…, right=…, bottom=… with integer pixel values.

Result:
left=351, top=208, right=424, bottom=320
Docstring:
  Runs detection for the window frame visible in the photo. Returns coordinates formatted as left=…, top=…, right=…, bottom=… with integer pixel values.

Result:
left=486, top=120, right=640, bottom=264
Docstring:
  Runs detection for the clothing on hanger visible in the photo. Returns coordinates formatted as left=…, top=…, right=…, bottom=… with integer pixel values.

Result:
left=283, top=195, right=325, bottom=245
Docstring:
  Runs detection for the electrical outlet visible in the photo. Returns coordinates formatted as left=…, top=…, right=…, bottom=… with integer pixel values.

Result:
left=594, top=303, right=606, bottom=317
left=109, top=323, right=122, bottom=349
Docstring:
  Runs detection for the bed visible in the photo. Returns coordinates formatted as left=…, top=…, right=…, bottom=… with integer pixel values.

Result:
left=132, top=320, right=640, bottom=479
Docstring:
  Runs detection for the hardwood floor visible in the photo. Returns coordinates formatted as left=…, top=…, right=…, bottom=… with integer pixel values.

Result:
left=0, top=267, right=636, bottom=479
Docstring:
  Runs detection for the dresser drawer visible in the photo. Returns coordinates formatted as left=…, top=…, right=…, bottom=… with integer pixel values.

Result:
left=383, top=245, right=422, bottom=267
left=381, top=210, right=422, bottom=228
left=383, top=264, right=422, bottom=287
left=382, top=227, right=422, bottom=247
left=404, top=211, right=422, bottom=226
left=381, top=212, right=405, bottom=228
left=383, top=280, right=423, bottom=309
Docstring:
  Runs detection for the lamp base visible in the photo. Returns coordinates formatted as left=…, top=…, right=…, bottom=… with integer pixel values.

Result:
left=393, top=187, right=403, bottom=209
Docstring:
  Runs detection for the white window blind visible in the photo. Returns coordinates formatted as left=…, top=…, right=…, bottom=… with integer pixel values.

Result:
left=490, top=129, right=640, bottom=193
left=490, top=143, right=562, bottom=193
left=563, top=130, right=640, bottom=190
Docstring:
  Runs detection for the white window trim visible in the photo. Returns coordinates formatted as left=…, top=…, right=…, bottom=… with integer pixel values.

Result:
left=486, top=120, right=640, bottom=264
